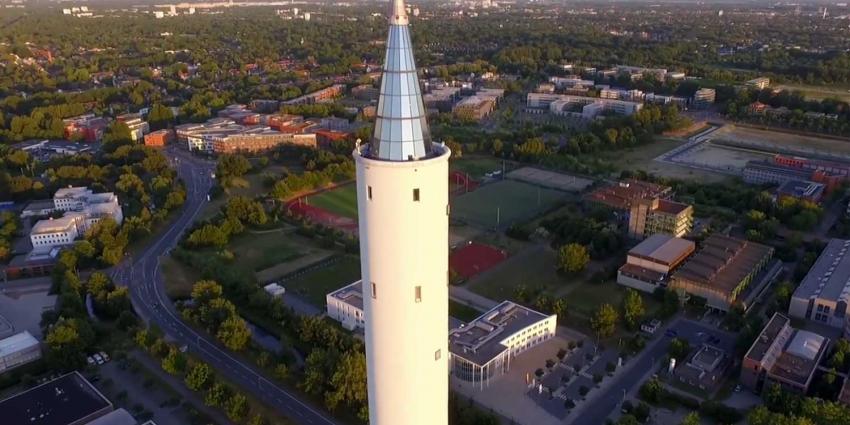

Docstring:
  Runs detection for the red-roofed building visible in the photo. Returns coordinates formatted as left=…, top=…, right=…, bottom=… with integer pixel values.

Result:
left=315, top=129, right=352, bottom=148
left=63, top=114, right=109, bottom=143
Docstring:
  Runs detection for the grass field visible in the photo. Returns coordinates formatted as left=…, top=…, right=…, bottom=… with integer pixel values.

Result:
left=161, top=256, right=201, bottom=299
left=228, top=230, right=303, bottom=271
left=449, top=300, right=484, bottom=323
left=467, top=244, right=563, bottom=300
left=281, top=256, right=362, bottom=307
left=450, top=156, right=505, bottom=179
left=451, top=180, right=566, bottom=228
left=305, top=184, right=358, bottom=219
left=776, top=83, right=850, bottom=102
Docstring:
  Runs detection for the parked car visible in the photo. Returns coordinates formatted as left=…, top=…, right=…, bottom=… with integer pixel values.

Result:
left=99, top=352, right=110, bottom=362
left=93, top=353, right=104, bottom=365
left=87, top=356, right=96, bottom=366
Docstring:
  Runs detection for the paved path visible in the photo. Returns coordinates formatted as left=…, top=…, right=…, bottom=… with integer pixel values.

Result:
left=113, top=148, right=340, bottom=425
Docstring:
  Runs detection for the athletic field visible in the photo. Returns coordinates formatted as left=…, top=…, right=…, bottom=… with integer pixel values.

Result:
left=451, top=180, right=566, bottom=228
left=305, top=184, right=358, bottom=219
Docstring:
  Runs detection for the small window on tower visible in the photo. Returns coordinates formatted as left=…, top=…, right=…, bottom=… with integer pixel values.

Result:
left=371, top=282, right=377, bottom=299
left=413, top=188, right=420, bottom=202
left=415, top=286, right=422, bottom=303
left=368, top=186, right=372, bottom=200
left=435, top=349, right=441, bottom=361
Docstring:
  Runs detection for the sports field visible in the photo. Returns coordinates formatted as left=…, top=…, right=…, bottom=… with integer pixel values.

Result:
left=450, top=180, right=566, bottom=228
left=281, top=256, right=362, bottom=308
left=305, top=184, right=358, bottom=219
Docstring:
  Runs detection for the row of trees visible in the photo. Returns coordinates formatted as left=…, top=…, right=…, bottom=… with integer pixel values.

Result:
left=182, top=280, right=251, bottom=351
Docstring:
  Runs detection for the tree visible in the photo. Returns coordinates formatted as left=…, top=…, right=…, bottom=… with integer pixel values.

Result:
left=325, top=350, right=367, bottom=412
left=185, top=362, right=213, bottom=391
left=44, top=318, right=92, bottom=370
left=216, top=155, right=251, bottom=180
left=148, top=103, right=175, bottom=130
left=205, top=382, right=229, bottom=407
left=226, top=393, right=249, bottom=421
left=681, top=412, right=700, bottom=425
left=668, top=337, right=690, bottom=360
left=558, top=243, right=590, bottom=273
left=216, top=316, right=251, bottom=351
left=161, top=347, right=188, bottom=375
left=590, top=304, right=618, bottom=339
left=622, top=289, right=645, bottom=330
left=102, top=121, right=133, bottom=148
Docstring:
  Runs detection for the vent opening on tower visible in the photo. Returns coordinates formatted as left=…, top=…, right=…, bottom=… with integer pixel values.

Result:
left=413, top=188, right=420, bottom=202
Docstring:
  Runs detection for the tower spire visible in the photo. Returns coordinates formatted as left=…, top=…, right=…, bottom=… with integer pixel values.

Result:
left=369, top=0, right=431, bottom=161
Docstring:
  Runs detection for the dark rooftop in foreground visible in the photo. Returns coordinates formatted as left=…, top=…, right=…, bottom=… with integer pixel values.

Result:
left=0, top=371, right=113, bottom=425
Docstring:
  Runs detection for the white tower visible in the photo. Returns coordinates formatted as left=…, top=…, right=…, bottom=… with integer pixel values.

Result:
left=354, top=0, right=449, bottom=423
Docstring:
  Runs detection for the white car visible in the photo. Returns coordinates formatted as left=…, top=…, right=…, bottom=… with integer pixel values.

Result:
left=93, top=353, right=104, bottom=365
left=87, top=356, right=96, bottom=366
left=99, top=352, right=110, bottom=362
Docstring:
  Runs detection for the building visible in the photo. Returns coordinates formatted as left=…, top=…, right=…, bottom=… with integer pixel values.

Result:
left=585, top=180, right=692, bottom=238
left=691, top=88, right=716, bottom=109
left=741, top=313, right=828, bottom=394
left=116, top=113, right=150, bottom=141
left=143, top=129, right=174, bottom=147
left=423, top=86, right=461, bottom=112
left=354, top=0, right=450, bottom=422
left=327, top=280, right=365, bottom=331
left=12, top=139, right=95, bottom=159
left=0, top=371, right=114, bottom=425
left=63, top=114, right=109, bottom=143
left=453, top=96, right=496, bottom=121
left=670, top=234, right=775, bottom=312
left=53, top=187, right=123, bottom=229
left=263, top=283, right=286, bottom=299
left=527, top=93, right=642, bottom=119
left=747, top=77, right=771, bottom=90
left=449, top=301, right=556, bottom=390
left=776, top=179, right=825, bottom=203
left=618, top=234, right=695, bottom=293
left=29, top=214, right=83, bottom=249
left=744, top=156, right=850, bottom=194
left=319, top=116, right=351, bottom=132
left=179, top=119, right=316, bottom=155
left=0, top=331, right=41, bottom=373
left=789, top=239, right=850, bottom=334
left=743, top=160, right=813, bottom=186
left=282, top=84, right=345, bottom=105
left=672, top=344, right=729, bottom=392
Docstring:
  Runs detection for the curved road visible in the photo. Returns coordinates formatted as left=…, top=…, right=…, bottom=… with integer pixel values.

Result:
left=111, top=148, right=339, bottom=425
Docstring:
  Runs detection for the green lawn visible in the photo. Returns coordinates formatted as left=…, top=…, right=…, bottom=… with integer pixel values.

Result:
left=449, top=300, right=484, bottom=323
left=563, top=280, right=661, bottom=322
left=451, top=180, right=566, bottom=228
left=305, top=184, right=358, bottom=219
left=161, top=256, right=201, bottom=299
left=281, top=256, right=362, bottom=307
left=228, top=230, right=303, bottom=271
left=450, top=156, right=505, bottom=179
left=467, top=244, right=564, bottom=301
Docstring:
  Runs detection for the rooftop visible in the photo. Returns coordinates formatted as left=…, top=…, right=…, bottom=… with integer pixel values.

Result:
left=770, top=330, right=827, bottom=388
left=0, top=371, right=112, bottom=425
left=744, top=312, right=790, bottom=364
left=793, top=238, right=850, bottom=303
left=329, top=280, right=364, bottom=311
left=449, top=301, right=552, bottom=366
left=672, top=234, right=773, bottom=294
left=585, top=179, right=671, bottom=210
left=31, top=214, right=82, bottom=234
left=628, top=234, right=695, bottom=267
left=0, top=331, right=38, bottom=356
left=655, top=199, right=691, bottom=215
left=777, top=179, right=825, bottom=200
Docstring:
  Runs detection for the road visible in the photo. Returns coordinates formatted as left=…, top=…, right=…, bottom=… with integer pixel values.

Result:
left=569, top=318, right=738, bottom=425
left=112, top=147, right=340, bottom=425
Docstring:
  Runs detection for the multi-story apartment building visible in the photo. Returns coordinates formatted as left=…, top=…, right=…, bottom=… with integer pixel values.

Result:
left=282, top=84, right=345, bottom=105
left=63, top=114, right=109, bottom=142
left=116, top=113, right=150, bottom=141
left=326, top=280, right=366, bottom=331
left=143, top=129, right=174, bottom=147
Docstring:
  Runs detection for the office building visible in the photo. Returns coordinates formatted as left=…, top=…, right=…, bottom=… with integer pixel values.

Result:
left=327, top=280, right=365, bottom=331
left=618, top=234, right=695, bottom=293
left=449, top=301, right=556, bottom=390
left=789, top=239, right=850, bottom=334
left=691, top=88, right=716, bottom=109
left=747, top=77, right=771, bottom=90
left=527, top=93, right=643, bottom=119
left=53, top=187, right=124, bottom=229
left=116, top=113, right=150, bottom=141
left=0, top=371, right=114, bottom=425
left=670, top=234, right=774, bottom=312
left=0, top=331, right=41, bottom=373
left=29, top=214, right=83, bottom=249
left=741, top=313, right=828, bottom=394
left=143, top=129, right=173, bottom=147
left=585, top=180, right=692, bottom=238
left=354, top=0, right=450, bottom=422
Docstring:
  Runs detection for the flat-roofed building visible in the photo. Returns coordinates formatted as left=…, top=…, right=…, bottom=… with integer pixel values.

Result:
left=585, top=179, right=672, bottom=210
left=776, top=179, right=825, bottom=203
left=116, top=113, right=150, bottom=141
left=0, top=371, right=114, bottom=425
left=53, top=187, right=123, bottom=229
left=670, top=234, right=774, bottom=312
left=747, top=77, right=771, bottom=90
left=789, top=239, right=850, bottom=334
left=282, top=84, right=345, bottom=105
left=692, top=88, right=716, bottom=109
left=0, top=331, right=41, bottom=373
left=30, top=214, right=83, bottom=249
left=449, top=301, right=556, bottom=389
left=527, top=93, right=642, bottom=119
left=673, top=344, right=730, bottom=392
left=618, top=234, right=695, bottom=293
left=586, top=180, right=692, bottom=238
left=327, top=280, right=365, bottom=331
left=143, top=129, right=174, bottom=147
left=453, top=96, right=496, bottom=121
left=741, top=313, right=828, bottom=394
left=743, top=160, right=812, bottom=186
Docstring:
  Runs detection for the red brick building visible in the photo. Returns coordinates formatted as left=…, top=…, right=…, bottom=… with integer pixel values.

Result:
left=144, top=129, right=174, bottom=147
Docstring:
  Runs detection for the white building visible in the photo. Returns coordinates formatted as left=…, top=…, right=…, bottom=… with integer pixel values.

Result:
left=617, top=234, right=695, bottom=293
left=528, top=93, right=643, bottom=120
left=53, top=187, right=123, bottom=229
left=0, top=331, right=42, bottom=373
left=355, top=0, right=450, bottom=423
left=263, top=283, right=286, bottom=299
left=29, top=213, right=83, bottom=249
left=449, top=301, right=556, bottom=389
left=326, top=280, right=365, bottom=331
left=789, top=239, right=850, bottom=337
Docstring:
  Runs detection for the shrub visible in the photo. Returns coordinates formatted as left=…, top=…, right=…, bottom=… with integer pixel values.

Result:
left=579, top=386, right=589, bottom=396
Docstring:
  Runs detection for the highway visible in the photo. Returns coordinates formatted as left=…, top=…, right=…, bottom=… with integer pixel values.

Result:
left=112, top=148, right=340, bottom=425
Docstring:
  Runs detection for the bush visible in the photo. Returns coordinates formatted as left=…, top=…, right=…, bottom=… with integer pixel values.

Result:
left=564, top=399, right=576, bottom=409
left=579, top=386, right=589, bottom=396
left=557, top=348, right=567, bottom=360
left=606, top=362, right=616, bottom=373
left=593, top=373, right=603, bottom=384
left=535, top=368, right=544, bottom=378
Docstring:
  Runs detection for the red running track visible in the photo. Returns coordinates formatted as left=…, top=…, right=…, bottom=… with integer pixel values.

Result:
left=450, top=242, right=508, bottom=280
